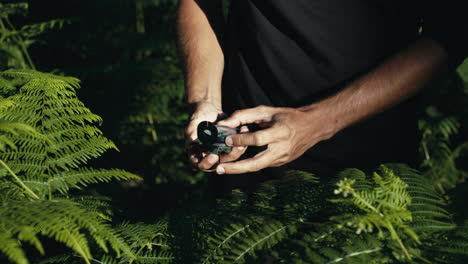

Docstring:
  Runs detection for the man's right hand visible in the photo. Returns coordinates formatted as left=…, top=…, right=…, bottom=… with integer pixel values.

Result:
left=185, top=101, right=248, bottom=171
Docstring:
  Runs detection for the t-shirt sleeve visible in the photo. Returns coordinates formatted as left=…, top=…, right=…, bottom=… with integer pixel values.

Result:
left=421, top=2, right=468, bottom=70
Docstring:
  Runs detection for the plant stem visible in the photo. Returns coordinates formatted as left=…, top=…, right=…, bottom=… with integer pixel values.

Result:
left=0, top=18, right=6, bottom=31
left=351, top=189, right=383, bottom=217
left=129, top=243, right=147, bottom=264
left=48, top=182, right=52, bottom=200
left=4, top=17, right=36, bottom=70
left=386, top=222, right=411, bottom=260
left=0, top=159, right=39, bottom=199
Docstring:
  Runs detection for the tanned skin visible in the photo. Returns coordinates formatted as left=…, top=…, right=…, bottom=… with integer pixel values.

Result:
left=177, top=0, right=448, bottom=174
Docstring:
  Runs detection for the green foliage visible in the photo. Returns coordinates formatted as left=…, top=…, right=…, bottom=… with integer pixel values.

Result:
left=0, top=69, right=140, bottom=264
left=418, top=65, right=468, bottom=193
left=420, top=221, right=468, bottom=264
left=0, top=70, right=465, bottom=264
left=0, top=2, right=69, bottom=70
left=457, top=58, right=468, bottom=82
left=26, top=0, right=199, bottom=184
left=419, top=107, right=468, bottom=191
left=0, top=199, right=132, bottom=264
left=0, top=69, right=139, bottom=198
left=113, top=221, right=173, bottom=264
left=191, top=165, right=461, bottom=264
left=195, top=172, right=320, bottom=264
left=332, top=166, right=417, bottom=259
left=0, top=4, right=466, bottom=264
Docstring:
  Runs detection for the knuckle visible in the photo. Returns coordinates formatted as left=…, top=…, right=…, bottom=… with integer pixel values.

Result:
left=232, top=110, right=243, bottom=117
left=257, top=105, right=270, bottom=112
left=253, top=133, right=264, bottom=146
left=199, top=162, right=212, bottom=170
left=276, top=124, right=289, bottom=137
left=233, top=135, right=243, bottom=146
left=273, top=113, right=287, bottom=122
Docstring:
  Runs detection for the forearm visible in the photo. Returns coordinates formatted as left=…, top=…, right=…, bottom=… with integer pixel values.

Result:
left=177, top=0, right=224, bottom=109
left=301, top=38, right=449, bottom=137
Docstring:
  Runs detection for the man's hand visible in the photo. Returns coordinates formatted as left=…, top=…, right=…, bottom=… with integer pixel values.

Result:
left=185, top=101, right=248, bottom=171
left=215, top=105, right=336, bottom=174
left=213, top=38, right=448, bottom=175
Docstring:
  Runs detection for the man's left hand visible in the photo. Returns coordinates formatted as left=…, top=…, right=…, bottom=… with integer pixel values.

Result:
left=215, top=105, right=336, bottom=174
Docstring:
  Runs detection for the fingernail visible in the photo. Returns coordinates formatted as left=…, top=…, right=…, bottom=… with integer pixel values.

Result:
left=226, top=137, right=233, bottom=146
left=208, top=155, right=218, bottom=163
left=237, top=146, right=244, bottom=150
left=240, top=126, right=249, bottom=133
left=216, top=166, right=225, bottom=174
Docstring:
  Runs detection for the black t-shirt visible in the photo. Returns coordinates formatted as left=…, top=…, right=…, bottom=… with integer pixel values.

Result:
left=218, top=0, right=468, bottom=183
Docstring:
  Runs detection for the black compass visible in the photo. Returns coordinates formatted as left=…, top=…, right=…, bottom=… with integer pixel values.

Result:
left=196, top=121, right=238, bottom=155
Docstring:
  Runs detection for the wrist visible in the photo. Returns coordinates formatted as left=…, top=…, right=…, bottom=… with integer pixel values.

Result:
left=187, top=87, right=222, bottom=110
left=188, top=99, right=223, bottom=116
left=298, top=101, right=339, bottom=141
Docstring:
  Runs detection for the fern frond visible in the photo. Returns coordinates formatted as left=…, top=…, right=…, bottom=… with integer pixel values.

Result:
left=201, top=222, right=251, bottom=264
left=274, top=227, right=387, bottom=264
left=125, top=251, right=174, bottom=264
left=251, top=170, right=322, bottom=219
left=202, top=219, right=296, bottom=264
left=385, top=164, right=455, bottom=233
left=114, top=221, right=171, bottom=264
left=0, top=69, right=136, bottom=198
left=419, top=111, right=468, bottom=190
left=20, top=19, right=70, bottom=36
left=0, top=76, right=16, bottom=94
left=419, top=222, right=468, bottom=263
left=0, top=199, right=132, bottom=264
left=0, top=69, right=80, bottom=89
left=71, top=195, right=114, bottom=220
left=36, top=254, right=72, bottom=264
left=0, top=69, right=140, bottom=263
left=0, top=3, right=28, bottom=18
left=0, top=232, right=29, bottom=264
left=333, top=165, right=421, bottom=259
left=116, top=221, right=169, bottom=248
left=230, top=221, right=294, bottom=264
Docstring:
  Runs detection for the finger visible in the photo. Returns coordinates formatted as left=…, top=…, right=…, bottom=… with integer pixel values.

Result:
left=185, top=119, right=202, bottom=141
left=239, top=125, right=249, bottom=134
left=189, top=154, right=199, bottom=164
left=220, top=145, right=248, bottom=163
left=217, top=106, right=275, bottom=128
left=219, top=125, right=249, bottom=162
left=216, top=150, right=274, bottom=174
left=225, top=127, right=277, bottom=147
left=198, top=154, right=220, bottom=170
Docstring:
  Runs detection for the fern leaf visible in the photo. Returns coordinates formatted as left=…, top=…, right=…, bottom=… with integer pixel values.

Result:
left=201, top=223, right=251, bottom=264
left=0, top=199, right=132, bottom=263
left=0, top=232, right=29, bottom=264
left=49, top=168, right=140, bottom=194
left=20, top=19, right=70, bottom=35
left=222, top=221, right=295, bottom=264
left=0, top=69, right=80, bottom=89
left=0, top=69, right=135, bottom=198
